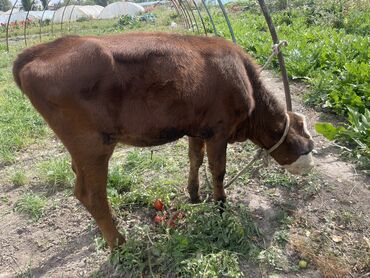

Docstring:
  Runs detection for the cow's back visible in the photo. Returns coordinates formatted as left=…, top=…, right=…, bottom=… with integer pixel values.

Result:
left=13, top=33, right=256, bottom=146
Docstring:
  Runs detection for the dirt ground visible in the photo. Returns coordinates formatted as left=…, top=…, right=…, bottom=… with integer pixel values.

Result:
left=0, top=70, right=369, bottom=277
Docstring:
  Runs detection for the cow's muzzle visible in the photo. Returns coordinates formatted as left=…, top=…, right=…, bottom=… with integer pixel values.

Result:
left=283, top=152, right=314, bottom=175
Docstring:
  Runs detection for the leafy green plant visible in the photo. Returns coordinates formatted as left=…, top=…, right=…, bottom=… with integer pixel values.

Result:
left=116, top=15, right=139, bottom=29
left=110, top=204, right=262, bottom=276
left=315, top=108, right=370, bottom=170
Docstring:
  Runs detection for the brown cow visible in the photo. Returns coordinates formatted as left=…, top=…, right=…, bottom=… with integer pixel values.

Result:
left=13, top=32, right=314, bottom=249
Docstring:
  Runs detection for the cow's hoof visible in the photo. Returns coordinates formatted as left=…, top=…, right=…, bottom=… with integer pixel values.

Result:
left=190, top=196, right=201, bottom=204
left=110, top=234, right=126, bottom=251
left=216, top=200, right=226, bottom=214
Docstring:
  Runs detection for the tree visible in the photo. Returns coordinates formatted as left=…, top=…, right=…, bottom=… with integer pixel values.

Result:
left=0, top=0, right=11, bottom=11
left=21, top=0, right=33, bottom=11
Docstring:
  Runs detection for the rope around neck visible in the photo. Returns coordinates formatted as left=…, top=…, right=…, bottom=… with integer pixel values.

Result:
left=266, top=113, right=290, bottom=154
left=224, top=113, right=290, bottom=188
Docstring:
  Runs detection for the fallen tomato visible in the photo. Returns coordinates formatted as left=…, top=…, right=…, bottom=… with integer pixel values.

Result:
left=154, top=215, right=165, bottom=223
left=153, top=199, right=165, bottom=211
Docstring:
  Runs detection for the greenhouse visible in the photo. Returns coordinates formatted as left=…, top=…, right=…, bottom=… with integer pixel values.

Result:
left=52, top=5, right=103, bottom=23
left=98, top=1, right=144, bottom=19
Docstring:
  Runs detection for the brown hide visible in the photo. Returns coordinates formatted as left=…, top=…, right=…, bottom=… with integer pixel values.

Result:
left=13, top=32, right=314, bottom=249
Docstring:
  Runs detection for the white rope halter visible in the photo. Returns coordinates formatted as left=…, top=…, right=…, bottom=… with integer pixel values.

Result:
left=266, top=113, right=290, bottom=154
left=224, top=113, right=290, bottom=188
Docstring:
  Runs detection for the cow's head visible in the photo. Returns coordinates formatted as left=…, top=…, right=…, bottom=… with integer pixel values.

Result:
left=268, top=112, right=314, bottom=175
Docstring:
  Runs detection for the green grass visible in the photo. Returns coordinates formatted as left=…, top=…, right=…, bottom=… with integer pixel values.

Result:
left=11, top=170, right=28, bottom=186
left=38, top=156, right=75, bottom=188
left=14, top=193, right=47, bottom=221
left=0, top=47, right=47, bottom=164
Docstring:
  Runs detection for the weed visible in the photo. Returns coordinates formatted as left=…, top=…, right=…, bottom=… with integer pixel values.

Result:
left=258, top=246, right=290, bottom=271
left=14, top=193, right=47, bottom=221
left=11, top=170, right=27, bottom=186
left=0, top=195, right=9, bottom=204
left=179, top=250, right=242, bottom=277
left=38, top=156, right=74, bottom=188
left=260, top=169, right=298, bottom=188
left=94, top=236, right=108, bottom=252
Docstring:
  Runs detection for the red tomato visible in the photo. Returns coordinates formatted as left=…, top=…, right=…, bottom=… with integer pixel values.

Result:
left=153, top=199, right=164, bottom=211
left=154, top=215, right=164, bottom=223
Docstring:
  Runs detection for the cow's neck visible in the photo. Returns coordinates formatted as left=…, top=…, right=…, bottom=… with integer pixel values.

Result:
left=246, top=84, right=287, bottom=150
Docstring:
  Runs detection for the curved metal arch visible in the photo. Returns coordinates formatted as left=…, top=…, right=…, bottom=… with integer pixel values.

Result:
left=215, top=0, right=236, bottom=43
left=257, top=0, right=292, bottom=111
left=60, top=0, right=72, bottom=32
left=183, top=0, right=200, bottom=34
left=68, top=4, right=77, bottom=32
left=201, top=0, right=218, bottom=36
left=178, top=0, right=194, bottom=32
left=191, top=0, right=207, bottom=36
left=39, top=0, right=54, bottom=41
left=51, top=0, right=63, bottom=35
left=24, top=0, right=36, bottom=46
left=178, top=2, right=191, bottom=29
left=171, top=0, right=190, bottom=29
left=5, top=0, right=19, bottom=52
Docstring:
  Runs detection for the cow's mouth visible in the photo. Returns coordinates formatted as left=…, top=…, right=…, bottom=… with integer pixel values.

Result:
left=283, top=152, right=314, bottom=175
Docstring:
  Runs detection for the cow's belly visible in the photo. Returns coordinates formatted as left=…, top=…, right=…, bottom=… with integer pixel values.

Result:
left=117, top=127, right=186, bottom=147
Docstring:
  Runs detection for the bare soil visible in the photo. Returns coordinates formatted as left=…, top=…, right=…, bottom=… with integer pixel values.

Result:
left=0, top=71, right=369, bottom=277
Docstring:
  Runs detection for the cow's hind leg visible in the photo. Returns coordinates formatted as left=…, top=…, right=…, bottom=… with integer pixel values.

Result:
left=206, top=138, right=227, bottom=204
left=72, top=141, right=124, bottom=250
left=188, top=137, right=205, bottom=203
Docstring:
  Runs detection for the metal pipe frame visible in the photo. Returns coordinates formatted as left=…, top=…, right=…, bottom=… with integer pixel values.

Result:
left=50, top=0, right=63, bottom=35
left=68, top=5, right=77, bottom=32
left=215, top=0, right=236, bottom=43
left=24, top=0, right=36, bottom=46
left=172, top=0, right=190, bottom=29
left=170, top=0, right=187, bottom=28
left=39, top=0, right=53, bottom=41
left=201, top=0, right=218, bottom=36
left=183, top=0, right=200, bottom=34
left=191, top=0, right=207, bottom=36
left=257, top=0, right=292, bottom=111
left=61, top=0, right=72, bottom=32
left=178, top=0, right=194, bottom=32
left=5, top=0, right=19, bottom=52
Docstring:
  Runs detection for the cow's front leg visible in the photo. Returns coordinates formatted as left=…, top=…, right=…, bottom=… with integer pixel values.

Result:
left=206, top=138, right=227, bottom=204
left=187, top=137, right=206, bottom=203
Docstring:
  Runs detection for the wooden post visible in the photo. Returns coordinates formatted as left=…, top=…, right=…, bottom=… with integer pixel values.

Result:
left=257, top=0, right=292, bottom=111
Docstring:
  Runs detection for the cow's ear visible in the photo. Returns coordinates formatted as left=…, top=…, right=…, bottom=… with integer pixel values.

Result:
left=290, top=112, right=311, bottom=139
